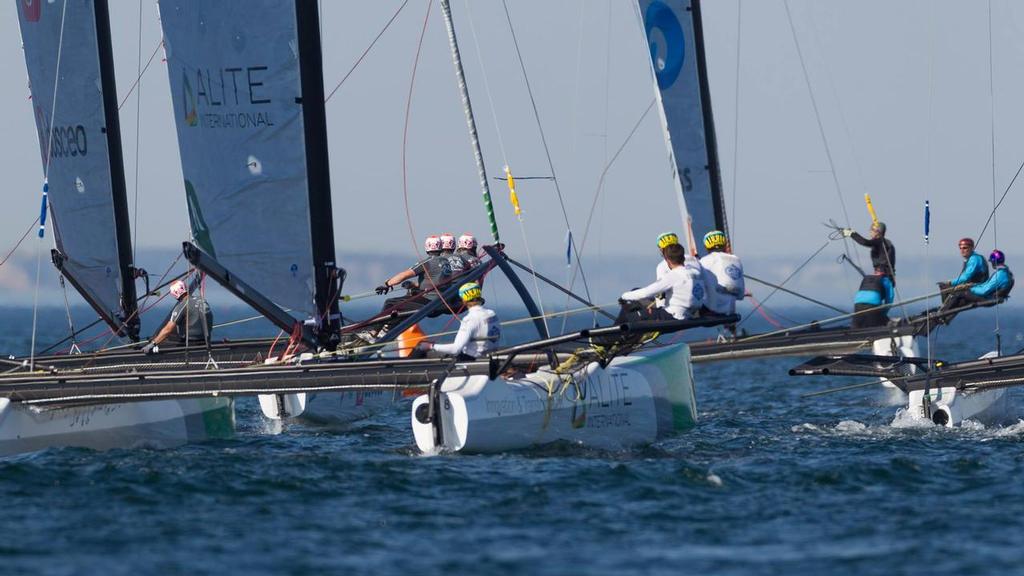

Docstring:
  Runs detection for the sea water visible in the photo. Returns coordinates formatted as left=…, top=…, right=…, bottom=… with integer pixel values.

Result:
left=1, top=305, right=1023, bottom=576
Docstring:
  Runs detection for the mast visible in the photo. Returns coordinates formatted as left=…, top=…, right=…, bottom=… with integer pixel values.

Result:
left=690, top=0, right=728, bottom=237
left=438, top=0, right=501, bottom=244
left=295, top=0, right=341, bottom=348
left=93, top=0, right=140, bottom=339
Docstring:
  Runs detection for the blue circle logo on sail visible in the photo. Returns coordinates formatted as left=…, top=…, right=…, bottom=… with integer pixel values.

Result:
left=645, top=1, right=685, bottom=90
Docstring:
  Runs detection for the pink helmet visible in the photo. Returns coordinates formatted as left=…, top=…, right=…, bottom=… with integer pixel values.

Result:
left=458, top=233, right=477, bottom=251
left=169, top=280, right=188, bottom=299
left=424, top=235, right=442, bottom=253
left=439, top=232, right=456, bottom=251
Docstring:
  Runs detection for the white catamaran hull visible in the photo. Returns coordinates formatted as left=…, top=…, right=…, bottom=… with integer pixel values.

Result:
left=299, top=390, right=404, bottom=424
left=411, top=343, right=697, bottom=454
left=0, top=398, right=234, bottom=456
left=905, top=352, right=1009, bottom=427
left=873, top=335, right=921, bottom=388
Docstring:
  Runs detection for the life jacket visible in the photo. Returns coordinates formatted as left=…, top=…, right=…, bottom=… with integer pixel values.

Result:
left=854, top=274, right=889, bottom=307
left=995, top=267, right=1015, bottom=299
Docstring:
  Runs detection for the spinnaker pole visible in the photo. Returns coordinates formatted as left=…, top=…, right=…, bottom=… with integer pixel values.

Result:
left=438, top=0, right=500, bottom=244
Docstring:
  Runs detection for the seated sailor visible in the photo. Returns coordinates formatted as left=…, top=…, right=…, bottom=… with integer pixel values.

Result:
left=942, top=250, right=1014, bottom=316
left=375, top=234, right=454, bottom=309
left=699, top=229, right=745, bottom=316
left=851, top=267, right=894, bottom=329
left=438, top=232, right=468, bottom=276
left=142, top=279, right=213, bottom=353
left=618, top=243, right=704, bottom=323
left=456, top=233, right=481, bottom=269
left=938, top=237, right=989, bottom=305
left=418, top=282, right=501, bottom=361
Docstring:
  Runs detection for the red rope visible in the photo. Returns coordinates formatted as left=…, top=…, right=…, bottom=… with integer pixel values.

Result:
left=747, top=295, right=785, bottom=329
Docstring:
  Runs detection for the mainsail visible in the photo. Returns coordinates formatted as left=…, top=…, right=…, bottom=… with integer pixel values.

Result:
left=17, top=0, right=140, bottom=338
left=159, top=0, right=340, bottom=342
left=636, top=0, right=727, bottom=252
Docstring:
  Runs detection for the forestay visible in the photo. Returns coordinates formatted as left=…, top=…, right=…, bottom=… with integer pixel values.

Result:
left=159, top=0, right=326, bottom=321
left=17, top=0, right=138, bottom=335
left=636, top=0, right=727, bottom=251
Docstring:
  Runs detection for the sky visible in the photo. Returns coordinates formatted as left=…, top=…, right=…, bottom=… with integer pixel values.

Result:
left=3, top=0, right=1024, bottom=310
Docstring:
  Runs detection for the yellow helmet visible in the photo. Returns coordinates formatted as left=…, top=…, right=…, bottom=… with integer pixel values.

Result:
left=657, top=232, right=680, bottom=250
left=458, top=282, right=483, bottom=303
left=703, top=230, right=728, bottom=251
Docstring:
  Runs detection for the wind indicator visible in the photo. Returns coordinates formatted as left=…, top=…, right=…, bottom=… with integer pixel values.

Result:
left=924, top=200, right=931, bottom=245
left=864, top=193, right=879, bottom=228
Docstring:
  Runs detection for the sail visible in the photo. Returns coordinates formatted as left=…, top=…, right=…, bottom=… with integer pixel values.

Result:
left=637, top=0, right=727, bottom=251
left=17, top=0, right=138, bottom=336
left=159, top=0, right=336, bottom=322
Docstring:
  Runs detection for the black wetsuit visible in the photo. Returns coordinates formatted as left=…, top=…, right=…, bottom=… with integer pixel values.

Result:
left=851, top=232, right=896, bottom=278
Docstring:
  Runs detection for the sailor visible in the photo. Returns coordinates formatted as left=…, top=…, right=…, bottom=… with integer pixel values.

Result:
left=851, top=267, right=894, bottom=329
left=699, top=230, right=745, bottom=316
left=418, top=282, right=501, bottom=361
left=438, top=232, right=467, bottom=276
left=375, top=235, right=453, bottom=301
left=142, top=279, right=213, bottom=353
left=456, top=233, right=480, bottom=269
left=937, top=237, right=990, bottom=306
left=618, top=243, right=704, bottom=323
left=942, top=250, right=1014, bottom=317
left=842, top=222, right=896, bottom=278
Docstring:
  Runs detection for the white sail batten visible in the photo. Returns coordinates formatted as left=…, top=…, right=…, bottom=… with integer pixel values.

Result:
left=159, top=0, right=320, bottom=320
left=18, top=0, right=135, bottom=333
left=636, top=0, right=727, bottom=251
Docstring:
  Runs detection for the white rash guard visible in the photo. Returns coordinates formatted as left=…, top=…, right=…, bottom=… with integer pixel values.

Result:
left=699, top=251, right=745, bottom=314
left=432, top=305, right=502, bottom=358
left=622, top=265, right=705, bottom=319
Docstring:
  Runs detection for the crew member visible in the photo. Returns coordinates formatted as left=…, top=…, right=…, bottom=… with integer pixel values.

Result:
left=438, top=232, right=467, bottom=276
left=851, top=267, right=894, bottom=329
left=699, top=230, right=745, bottom=315
left=419, top=282, right=501, bottom=360
left=937, top=237, right=989, bottom=306
left=142, top=279, right=213, bottom=353
left=942, top=250, right=1014, bottom=317
left=619, top=243, right=704, bottom=323
left=456, top=233, right=480, bottom=269
left=842, top=222, right=896, bottom=278
left=376, top=235, right=453, bottom=302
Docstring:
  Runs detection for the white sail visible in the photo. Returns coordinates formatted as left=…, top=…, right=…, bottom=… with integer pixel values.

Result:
left=637, top=0, right=727, bottom=250
left=17, top=0, right=137, bottom=334
left=159, top=0, right=324, bottom=320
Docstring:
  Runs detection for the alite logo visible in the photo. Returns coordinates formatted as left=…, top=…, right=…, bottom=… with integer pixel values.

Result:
left=23, top=0, right=41, bottom=22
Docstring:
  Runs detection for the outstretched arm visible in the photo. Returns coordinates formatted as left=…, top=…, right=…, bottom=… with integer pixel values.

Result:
left=151, top=320, right=176, bottom=345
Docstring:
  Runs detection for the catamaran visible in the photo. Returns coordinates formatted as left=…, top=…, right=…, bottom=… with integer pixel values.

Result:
left=1, top=0, right=234, bottom=455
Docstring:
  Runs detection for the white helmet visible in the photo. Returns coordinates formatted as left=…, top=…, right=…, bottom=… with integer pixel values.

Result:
left=458, top=233, right=477, bottom=251
left=424, top=235, right=442, bottom=253
left=169, top=279, right=188, bottom=299
left=439, top=232, right=456, bottom=251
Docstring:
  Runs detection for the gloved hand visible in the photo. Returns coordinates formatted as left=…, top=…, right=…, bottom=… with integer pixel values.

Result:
left=375, top=284, right=392, bottom=295
left=141, top=342, right=158, bottom=355
left=841, top=228, right=854, bottom=238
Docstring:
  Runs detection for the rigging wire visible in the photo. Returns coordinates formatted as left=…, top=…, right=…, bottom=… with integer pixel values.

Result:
left=117, top=39, right=161, bottom=110
left=988, top=0, right=1001, bottom=354
left=923, top=0, right=937, bottom=372
left=325, top=0, right=411, bottom=103
left=31, top=0, right=69, bottom=372
left=736, top=238, right=830, bottom=329
left=400, top=0, right=459, bottom=318
left=729, top=0, right=743, bottom=247
left=781, top=1, right=860, bottom=271
left=131, top=0, right=143, bottom=263
left=0, top=218, right=39, bottom=269
left=462, top=0, right=550, bottom=336
left=499, top=0, right=592, bottom=302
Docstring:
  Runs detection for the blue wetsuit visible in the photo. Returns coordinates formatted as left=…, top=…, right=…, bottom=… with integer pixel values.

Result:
left=969, top=266, right=1014, bottom=299
left=951, top=252, right=989, bottom=287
